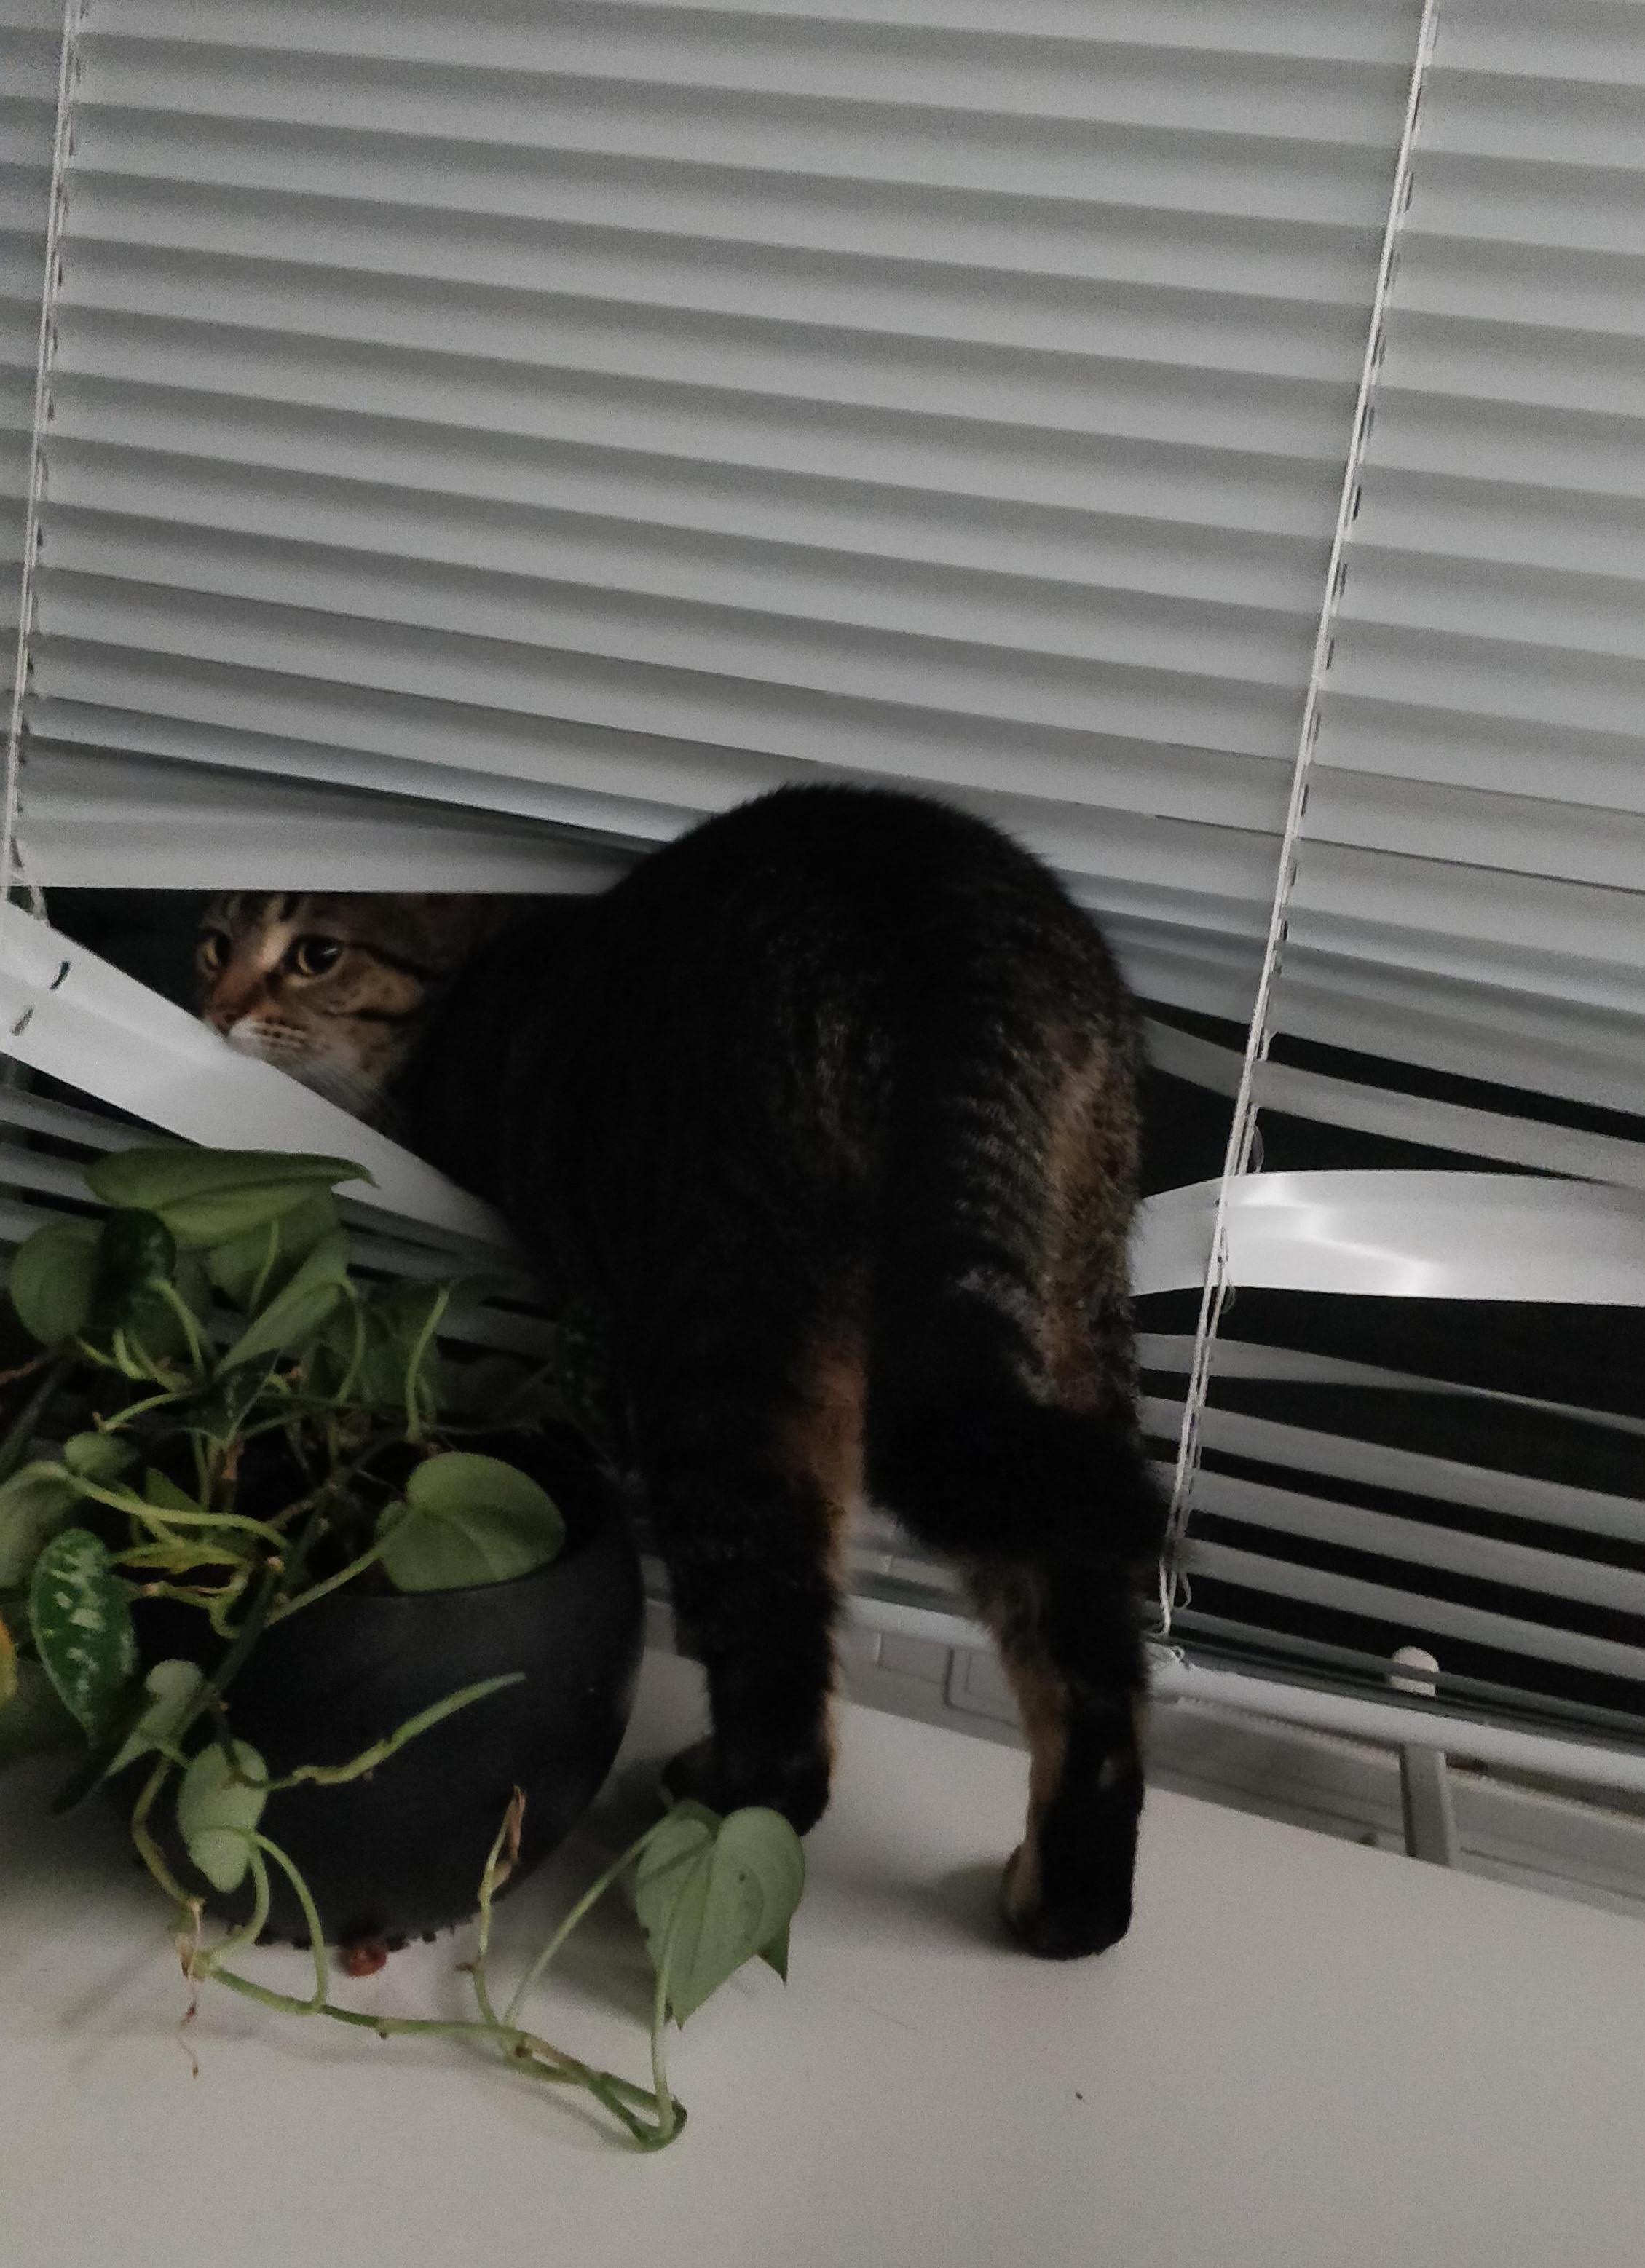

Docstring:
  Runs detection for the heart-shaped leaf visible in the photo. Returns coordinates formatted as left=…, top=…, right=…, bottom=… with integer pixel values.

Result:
left=0, top=1461, right=82, bottom=1587
left=634, top=1803, right=805, bottom=2026
left=28, top=1528, right=138, bottom=1739
left=60, top=1431, right=137, bottom=1485
left=208, top=1190, right=341, bottom=1309
left=216, top=1228, right=351, bottom=1372
left=176, top=1738, right=268, bottom=1893
left=377, top=1451, right=566, bottom=1593
left=105, top=1658, right=207, bottom=1778
left=86, top=1147, right=370, bottom=1250
left=7, top=1221, right=99, bottom=1345
left=0, top=1655, right=78, bottom=1769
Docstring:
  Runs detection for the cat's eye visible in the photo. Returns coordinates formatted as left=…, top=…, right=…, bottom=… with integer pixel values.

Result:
left=287, top=935, right=344, bottom=979
left=197, top=929, right=229, bottom=973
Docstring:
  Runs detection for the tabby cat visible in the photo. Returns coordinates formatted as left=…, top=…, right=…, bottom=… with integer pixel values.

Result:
left=196, top=891, right=510, bottom=1118
left=198, top=788, right=1164, bottom=1959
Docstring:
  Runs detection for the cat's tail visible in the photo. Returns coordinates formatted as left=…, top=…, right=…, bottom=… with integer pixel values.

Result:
left=861, top=982, right=1166, bottom=1570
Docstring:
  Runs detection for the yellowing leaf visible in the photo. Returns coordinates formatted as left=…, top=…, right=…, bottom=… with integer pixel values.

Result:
left=176, top=1739, right=268, bottom=1894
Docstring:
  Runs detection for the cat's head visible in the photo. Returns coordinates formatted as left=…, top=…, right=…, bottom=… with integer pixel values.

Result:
left=195, top=892, right=509, bottom=1118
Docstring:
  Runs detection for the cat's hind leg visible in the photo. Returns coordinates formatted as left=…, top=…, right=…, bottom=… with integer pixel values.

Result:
left=635, top=1312, right=863, bottom=1835
left=864, top=1025, right=1163, bottom=1954
left=965, top=1557, right=1148, bottom=1959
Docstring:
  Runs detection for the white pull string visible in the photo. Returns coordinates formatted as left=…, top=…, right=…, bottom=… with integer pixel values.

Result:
left=2, top=0, right=84, bottom=922
left=1156, top=0, right=1445, bottom=1642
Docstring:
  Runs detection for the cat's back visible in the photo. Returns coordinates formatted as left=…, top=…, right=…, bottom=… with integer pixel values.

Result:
left=598, top=784, right=1114, bottom=997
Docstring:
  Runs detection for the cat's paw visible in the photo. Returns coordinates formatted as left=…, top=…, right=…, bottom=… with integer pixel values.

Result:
left=998, top=1841, right=1133, bottom=1961
left=662, top=1736, right=830, bottom=1835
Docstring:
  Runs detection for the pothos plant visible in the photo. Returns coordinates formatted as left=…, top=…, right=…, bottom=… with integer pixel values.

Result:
left=0, top=1143, right=803, bottom=2149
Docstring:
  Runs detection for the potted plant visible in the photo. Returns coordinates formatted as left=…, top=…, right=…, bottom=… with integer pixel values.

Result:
left=0, top=1145, right=803, bottom=2149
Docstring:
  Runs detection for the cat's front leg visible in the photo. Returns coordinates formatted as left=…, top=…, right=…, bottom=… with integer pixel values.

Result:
left=634, top=1325, right=859, bottom=1834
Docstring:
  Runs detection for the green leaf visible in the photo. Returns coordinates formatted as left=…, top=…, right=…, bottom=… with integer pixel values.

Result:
left=216, top=1228, right=351, bottom=1372
left=634, top=1803, right=805, bottom=2027
left=175, top=1738, right=268, bottom=1894
left=105, top=1658, right=207, bottom=1778
left=28, top=1528, right=138, bottom=1739
left=348, top=1281, right=448, bottom=1410
left=125, top=1471, right=249, bottom=1576
left=85, top=1147, right=371, bottom=1251
left=187, top=1362, right=268, bottom=1446
left=61, top=1431, right=136, bottom=1485
left=208, top=1190, right=340, bottom=1309
left=438, top=1352, right=545, bottom=1426
left=0, top=1655, right=79, bottom=1770
left=7, top=1221, right=99, bottom=1345
left=119, top=1252, right=213, bottom=1370
left=0, top=1461, right=81, bottom=1587
left=89, top=1209, right=178, bottom=1330
left=377, top=1451, right=566, bottom=1593
left=143, top=1469, right=202, bottom=1515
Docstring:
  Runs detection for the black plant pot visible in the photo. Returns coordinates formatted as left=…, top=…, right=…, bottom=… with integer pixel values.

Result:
left=135, top=1430, right=644, bottom=1948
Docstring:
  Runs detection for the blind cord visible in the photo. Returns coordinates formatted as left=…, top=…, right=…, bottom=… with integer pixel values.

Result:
left=2, top=0, right=84, bottom=923
left=1156, top=0, right=1445, bottom=1642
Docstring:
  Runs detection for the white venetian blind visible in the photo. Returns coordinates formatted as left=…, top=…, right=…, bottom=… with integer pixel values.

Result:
left=3, top=0, right=1642, bottom=1774
left=1274, top=0, right=1645, bottom=1119
left=1152, top=0, right=1645, bottom=1746
left=11, top=0, right=1427, bottom=1019
left=0, top=0, right=62, bottom=732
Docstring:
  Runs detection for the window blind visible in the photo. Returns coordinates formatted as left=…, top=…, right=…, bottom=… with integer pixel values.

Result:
left=1273, top=0, right=1645, bottom=1118
left=12, top=0, right=1425, bottom=1022
left=4, top=0, right=1644, bottom=1785
left=1, top=0, right=63, bottom=754
left=1158, top=0, right=1645, bottom=1748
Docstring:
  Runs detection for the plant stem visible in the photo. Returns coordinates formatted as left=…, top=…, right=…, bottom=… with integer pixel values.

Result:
left=128, top=1755, right=195, bottom=1914
left=647, top=1894, right=683, bottom=2147
left=71, top=1473, right=287, bottom=1548
left=203, top=1844, right=272, bottom=1966
left=330, top=1284, right=366, bottom=1408
left=99, top=1383, right=191, bottom=1429
left=0, top=1354, right=73, bottom=1483
left=403, top=1286, right=450, bottom=1444
left=245, top=1221, right=280, bottom=1316
left=264, top=1520, right=401, bottom=1623
left=501, top=1819, right=663, bottom=2031
left=246, top=1834, right=329, bottom=2008
left=260, top=1675, right=525, bottom=1789
left=154, top=1281, right=209, bottom=1382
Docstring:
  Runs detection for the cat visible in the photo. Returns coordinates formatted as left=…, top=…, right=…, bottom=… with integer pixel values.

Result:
left=196, top=890, right=510, bottom=1119
left=197, top=787, right=1165, bottom=1959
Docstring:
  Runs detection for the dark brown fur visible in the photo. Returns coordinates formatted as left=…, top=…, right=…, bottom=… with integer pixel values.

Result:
left=203, top=789, right=1164, bottom=1957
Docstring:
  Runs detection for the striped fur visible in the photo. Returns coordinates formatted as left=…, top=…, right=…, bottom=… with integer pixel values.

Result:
left=195, top=892, right=511, bottom=1117
left=403, top=787, right=1166, bottom=1959
left=200, top=795, right=1163, bottom=1957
